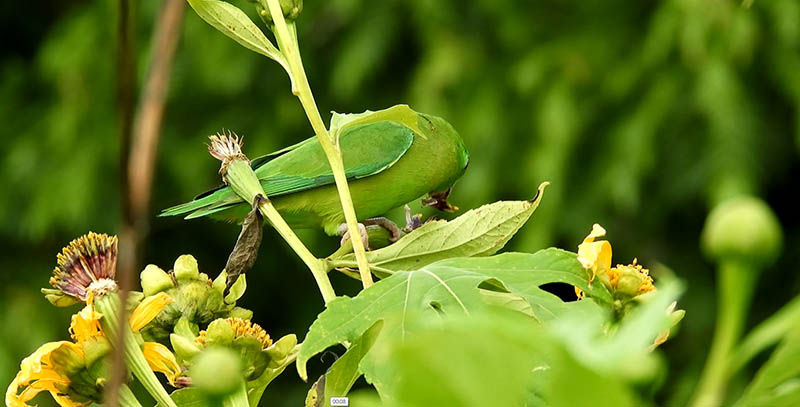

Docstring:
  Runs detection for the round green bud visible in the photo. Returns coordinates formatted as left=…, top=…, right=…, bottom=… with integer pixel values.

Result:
left=190, top=348, right=243, bottom=396
left=206, top=318, right=235, bottom=346
left=702, top=196, right=783, bottom=266
left=174, top=254, right=200, bottom=282
left=140, top=264, right=174, bottom=296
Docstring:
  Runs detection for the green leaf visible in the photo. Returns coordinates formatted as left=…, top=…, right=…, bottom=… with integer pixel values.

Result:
left=159, top=388, right=212, bottom=407
left=332, top=182, right=549, bottom=277
left=297, top=266, right=491, bottom=380
left=434, top=249, right=614, bottom=319
left=373, top=309, right=550, bottom=407
left=305, top=321, right=384, bottom=407
left=186, top=0, right=284, bottom=63
left=736, top=325, right=800, bottom=407
left=298, top=248, right=606, bottom=380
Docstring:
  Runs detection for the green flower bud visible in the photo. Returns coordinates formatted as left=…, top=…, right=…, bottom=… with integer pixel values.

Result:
left=254, top=0, right=302, bottom=24
left=205, top=318, right=236, bottom=347
left=140, top=258, right=246, bottom=343
left=195, top=318, right=282, bottom=381
left=702, top=196, right=783, bottom=266
left=81, top=336, right=112, bottom=368
left=174, top=254, right=200, bottom=282
left=213, top=270, right=247, bottom=303
left=265, top=334, right=297, bottom=368
left=229, top=307, right=254, bottom=320
left=170, top=333, right=202, bottom=363
left=141, top=264, right=175, bottom=296
left=174, top=316, right=200, bottom=339
left=190, top=348, right=244, bottom=396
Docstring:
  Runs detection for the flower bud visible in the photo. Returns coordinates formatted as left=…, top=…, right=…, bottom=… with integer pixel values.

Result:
left=174, top=254, right=200, bottom=282
left=141, top=264, right=175, bottom=296
left=254, top=0, right=303, bottom=24
left=213, top=270, right=247, bottom=303
left=229, top=307, right=254, bottom=320
left=265, top=334, right=297, bottom=368
left=170, top=333, right=202, bottom=363
left=190, top=348, right=244, bottom=396
left=702, top=196, right=783, bottom=266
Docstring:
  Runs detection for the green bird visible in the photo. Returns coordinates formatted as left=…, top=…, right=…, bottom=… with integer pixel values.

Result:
left=161, top=105, right=470, bottom=243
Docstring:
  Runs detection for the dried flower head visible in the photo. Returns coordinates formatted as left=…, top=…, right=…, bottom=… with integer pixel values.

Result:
left=208, top=131, right=248, bottom=175
left=49, top=232, right=118, bottom=303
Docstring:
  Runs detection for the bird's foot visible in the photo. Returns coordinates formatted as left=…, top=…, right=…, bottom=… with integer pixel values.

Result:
left=363, top=217, right=403, bottom=242
left=421, top=187, right=459, bottom=212
left=403, top=205, right=424, bottom=233
left=337, top=222, right=370, bottom=251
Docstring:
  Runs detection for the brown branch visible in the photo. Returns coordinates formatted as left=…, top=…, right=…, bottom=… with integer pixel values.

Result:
left=109, top=0, right=186, bottom=404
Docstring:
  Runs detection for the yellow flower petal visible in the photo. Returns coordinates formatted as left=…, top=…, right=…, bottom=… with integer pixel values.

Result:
left=69, top=305, right=104, bottom=344
left=577, top=224, right=612, bottom=280
left=129, top=292, right=173, bottom=332
left=6, top=343, right=87, bottom=407
left=142, top=342, right=182, bottom=386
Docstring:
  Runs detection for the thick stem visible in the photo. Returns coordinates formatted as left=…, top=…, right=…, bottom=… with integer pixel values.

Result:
left=265, top=0, right=373, bottom=288
left=222, top=383, right=249, bottom=407
left=118, top=384, right=144, bottom=407
left=691, top=261, right=756, bottom=407
left=257, top=200, right=336, bottom=304
left=95, top=294, right=178, bottom=407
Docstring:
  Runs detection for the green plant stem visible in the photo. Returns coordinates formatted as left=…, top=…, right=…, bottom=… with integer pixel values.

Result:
left=691, top=260, right=756, bottom=407
left=119, top=384, right=144, bottom=407
left=731, top=293, right=800, bottom=372
left=223, top=383, right=250, bottom=407
left=265, top=0, right=374, bottom=288
left=257, top=200, right=336, bottom=304
left=95, top=293, right=177, bottom=407
left=223, top=159, right=336, bottom=304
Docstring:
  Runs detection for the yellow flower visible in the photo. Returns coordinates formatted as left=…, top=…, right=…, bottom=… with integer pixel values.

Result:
left=575, top=224, right=656, bottom=299
left=127, top=292, right=182, bottom=385
left=577, top=224, right=612, bottom=282
left=6, top=311, right=98, bottom=406
left=6, top=292, right=182, bottom=406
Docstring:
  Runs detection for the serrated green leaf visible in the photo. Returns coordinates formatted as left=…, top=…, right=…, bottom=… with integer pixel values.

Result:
left=332, top=183, right=549, bottom=276
left=435, top=249, right=614, bottom=318
left=297, top=266, right=492, bottom=380
left=186, top=0, right=284, bottom=63
left=298, top=248, right=606, bottom=380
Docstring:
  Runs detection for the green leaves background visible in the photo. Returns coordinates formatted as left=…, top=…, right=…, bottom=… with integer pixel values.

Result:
left=2, top=0, right=800, bottom=405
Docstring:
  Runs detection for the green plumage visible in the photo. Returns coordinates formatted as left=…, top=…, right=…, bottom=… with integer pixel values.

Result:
left=161, top=105, right=469, bottom=235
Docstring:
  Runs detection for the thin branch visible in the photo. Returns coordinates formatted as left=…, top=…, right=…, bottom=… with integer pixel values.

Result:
left=110, top=0, right=186, bottom=404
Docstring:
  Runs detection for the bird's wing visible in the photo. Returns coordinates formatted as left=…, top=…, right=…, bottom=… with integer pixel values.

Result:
left=160, top=120, right=415, bottom=219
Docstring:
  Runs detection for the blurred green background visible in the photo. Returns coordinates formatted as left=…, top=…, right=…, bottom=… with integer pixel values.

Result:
left=1, top=0, right=799, bottom=405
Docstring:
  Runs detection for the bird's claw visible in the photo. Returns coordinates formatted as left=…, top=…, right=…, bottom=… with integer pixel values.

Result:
left=338, top=222, right=370, bottom=251
left=421, top=188, right=459, bottom=212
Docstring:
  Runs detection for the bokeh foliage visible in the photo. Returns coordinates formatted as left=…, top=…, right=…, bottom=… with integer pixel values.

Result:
left=1, top=0, right=799, bottom=405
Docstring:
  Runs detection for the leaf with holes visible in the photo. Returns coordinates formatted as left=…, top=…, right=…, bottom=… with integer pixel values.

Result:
left=297, top=248, right=608, bottom=380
